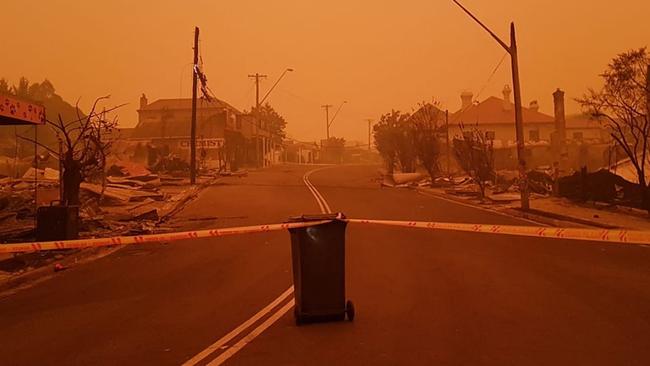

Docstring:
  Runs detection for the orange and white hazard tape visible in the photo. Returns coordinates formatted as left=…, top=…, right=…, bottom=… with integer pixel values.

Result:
left=0, top=220, right=330, bottom=254
left=3, top=217, right=649, bottom=255
left=345, top=218, right=650, bottom=246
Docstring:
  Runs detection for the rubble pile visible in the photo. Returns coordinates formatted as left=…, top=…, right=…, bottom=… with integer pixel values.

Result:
left=558, top=169, right=641, bottom=205
left=0, top=158, right=205, bottom=240
left=0, top=168, right=63, bottom=240
left=77, top=159, right=209, bottom=235
left=150, top=155, right=190, bottom=176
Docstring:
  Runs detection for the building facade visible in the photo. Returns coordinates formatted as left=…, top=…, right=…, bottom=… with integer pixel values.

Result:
left=131, top=94, right=274, bottom=170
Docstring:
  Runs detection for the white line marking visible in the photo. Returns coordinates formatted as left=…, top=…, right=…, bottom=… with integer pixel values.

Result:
left=303, top=174, right=326, bottom=213
left=181, top=287, right=294, bottom=366
left=206, top=299, right=296, bottom=365
left=304, top=167, right=333, bottom=213
left=183, top=167, right=334, bottom=365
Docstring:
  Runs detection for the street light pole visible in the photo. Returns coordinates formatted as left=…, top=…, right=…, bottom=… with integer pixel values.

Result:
left=249, top=69, right=293, bottom=168
left=260, top=68, right=294, bottom=105
left=452, top=0, right=529, bottom=210
left=323, top=100, right=347, bottom=141
left=329, top=101, right=347, bottom=129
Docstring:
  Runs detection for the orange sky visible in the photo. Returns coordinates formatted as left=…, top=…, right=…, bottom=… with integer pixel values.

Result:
left=2, top=0, right=649, bottom=143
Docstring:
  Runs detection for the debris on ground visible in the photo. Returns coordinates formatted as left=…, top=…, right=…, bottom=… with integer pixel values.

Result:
left=80, top=183, right=164, bottom=204
left=487, top=193, right=521, bottom=203
left=392, top=173, right=426, bottom=185
left=558, top=168, right=640, bottom=205
left=106, top=159, right=150, bottom=178
left=527, top=170, right=554, bottom=195
left=22, top=167, right=60, bottom=182
left=219, top=170, right=249, bottom=177
left=151, top=155, right=190, bottom=176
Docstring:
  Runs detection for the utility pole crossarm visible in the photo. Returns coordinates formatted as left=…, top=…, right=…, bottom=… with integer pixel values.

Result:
left=451, top=0, right=511, bottom=53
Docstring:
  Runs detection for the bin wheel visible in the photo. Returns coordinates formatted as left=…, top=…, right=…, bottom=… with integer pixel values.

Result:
left=345, top=300, right=355, bottom=321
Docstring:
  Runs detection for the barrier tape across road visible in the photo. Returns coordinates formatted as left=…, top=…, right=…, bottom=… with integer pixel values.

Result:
left=0, top=221, right=330, bottom=254
left=2, top=218, right=650, bottom=254
left=345, top=218, right=650, bottom=247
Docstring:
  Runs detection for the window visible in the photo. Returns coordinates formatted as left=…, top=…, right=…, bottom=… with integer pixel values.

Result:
left=573, top=131, right=584, bottom=140
left=529, top=129, right=540, bottom=142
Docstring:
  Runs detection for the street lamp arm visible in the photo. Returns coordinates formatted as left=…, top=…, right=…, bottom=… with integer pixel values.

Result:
left=259, top=68, right=293, bottom=106
left=328, top=101, right=347, bottom=128
left=452, top=0, right=511, bottom=53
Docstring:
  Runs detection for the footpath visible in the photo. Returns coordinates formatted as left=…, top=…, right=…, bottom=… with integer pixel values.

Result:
left=418, top=186, right=650, bottom=230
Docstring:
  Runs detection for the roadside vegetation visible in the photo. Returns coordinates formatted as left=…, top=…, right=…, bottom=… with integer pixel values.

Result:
left=577, top=47, right=650, bottom=212
left=373, top=102, right=446, bottom=177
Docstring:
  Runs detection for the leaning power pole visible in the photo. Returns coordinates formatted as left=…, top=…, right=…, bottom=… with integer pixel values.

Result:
left=445, top=109, right=450, bottom=177
left=190, top=26, right=199, bottom=185
left=452, top=0, right=529, bottom=210
left=248, top=73, right=267, bottom=167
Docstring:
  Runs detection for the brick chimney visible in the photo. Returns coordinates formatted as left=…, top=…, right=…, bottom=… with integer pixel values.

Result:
left=140, top=93, right=148, bottom=110
left=460, top=91, right=473, bottom=110
left=529, top=100, right=539, bottom=112
left=502, top=85, right=512, bottom=111
left=553, top=89, right=566, bottom=142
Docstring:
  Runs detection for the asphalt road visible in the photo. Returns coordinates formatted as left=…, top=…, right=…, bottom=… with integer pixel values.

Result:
left=1, top=164, right=650, bottom=365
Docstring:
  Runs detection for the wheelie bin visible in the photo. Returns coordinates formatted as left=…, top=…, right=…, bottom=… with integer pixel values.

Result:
left=36, top=201, right=79, bottom=241
left=288, top=213, right=354, bottom=325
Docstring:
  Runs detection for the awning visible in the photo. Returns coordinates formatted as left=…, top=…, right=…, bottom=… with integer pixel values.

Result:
left=0, top=93, right=46, bottom=126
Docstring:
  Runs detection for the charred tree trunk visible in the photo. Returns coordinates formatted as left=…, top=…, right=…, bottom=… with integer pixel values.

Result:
left=62, top=154, right=82, bottom=206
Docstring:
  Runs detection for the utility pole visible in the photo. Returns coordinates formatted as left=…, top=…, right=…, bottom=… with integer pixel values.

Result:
left=248, top=73, right=267, bottom=167
left=321, top=104, right=333, bottom=140
left=366, top=119, right=373, bottom=151
left=322, top=101, right=347, bottom=141
left=452, top=0, right=529, bottom=210
left=190, top=26, right=199, bottom=185
left=445, top=109, right=450, bottom=177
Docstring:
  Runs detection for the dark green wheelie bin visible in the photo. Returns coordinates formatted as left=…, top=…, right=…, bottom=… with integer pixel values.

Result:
left=288, top=213, right=354, bottom=325
left=36, top=202, right=79, bottom=241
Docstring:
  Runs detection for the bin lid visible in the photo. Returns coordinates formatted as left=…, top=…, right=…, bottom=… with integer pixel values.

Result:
left=288, top=213, right=345, bottom=223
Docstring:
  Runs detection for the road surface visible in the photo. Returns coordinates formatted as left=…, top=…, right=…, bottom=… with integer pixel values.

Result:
left=1, top=164, right=649, bottom=365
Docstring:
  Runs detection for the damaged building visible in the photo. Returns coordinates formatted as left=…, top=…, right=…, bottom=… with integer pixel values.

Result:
left=130, top=94, right=273, bottom=172
left=450, top=86, right=611, bottom=172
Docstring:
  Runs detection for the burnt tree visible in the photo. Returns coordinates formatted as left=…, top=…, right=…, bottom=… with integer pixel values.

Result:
left=578, top=48, right=650, bottom=212
left=22, top=96, right=122, bottom=205
left=453, top=126, right=495, bottom=199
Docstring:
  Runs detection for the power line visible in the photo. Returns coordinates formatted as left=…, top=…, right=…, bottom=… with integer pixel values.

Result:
left=475, top=51, right=508, bottom=101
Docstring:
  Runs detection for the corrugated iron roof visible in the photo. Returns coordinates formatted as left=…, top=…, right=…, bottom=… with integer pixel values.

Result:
left=450, top=96, right=554, bottom=126
left=139, top=98, right=242, bottom=114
